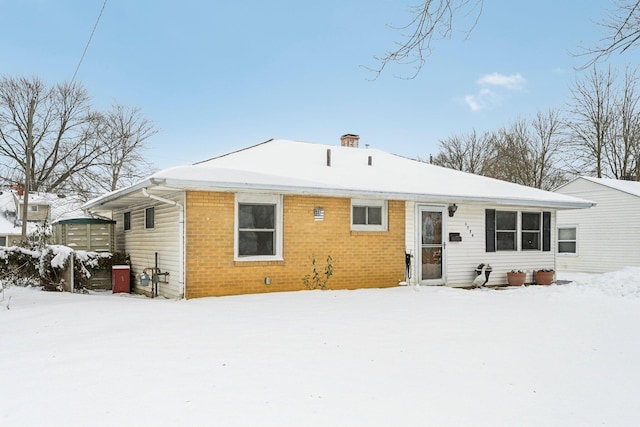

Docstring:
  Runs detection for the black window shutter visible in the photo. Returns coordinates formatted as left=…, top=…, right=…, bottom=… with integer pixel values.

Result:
left=485, top=209, right=496, bottom=252
left=542, top=211, right=551, bottom=252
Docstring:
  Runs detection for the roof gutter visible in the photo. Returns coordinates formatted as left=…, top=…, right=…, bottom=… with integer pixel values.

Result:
left=155, top=178, right=595, bottom=210
left=82, top=179, right=154, bottom=211
left=141, top=187, right=186, bottom=300
left=83, top=175, right=594, bottom=211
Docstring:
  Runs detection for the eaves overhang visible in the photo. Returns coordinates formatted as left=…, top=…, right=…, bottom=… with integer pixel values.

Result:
left=84, top=176, right=595, bottom=212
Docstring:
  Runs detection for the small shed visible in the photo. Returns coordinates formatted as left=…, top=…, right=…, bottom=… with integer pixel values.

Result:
left=53, top=217, right=116, bottom=252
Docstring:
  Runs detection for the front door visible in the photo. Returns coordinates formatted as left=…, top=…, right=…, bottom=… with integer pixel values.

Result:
left=418, top=206, right=445, bottom=285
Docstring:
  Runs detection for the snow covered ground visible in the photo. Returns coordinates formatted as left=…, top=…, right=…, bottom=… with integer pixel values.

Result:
left=2, top=269, right=640, bottom=426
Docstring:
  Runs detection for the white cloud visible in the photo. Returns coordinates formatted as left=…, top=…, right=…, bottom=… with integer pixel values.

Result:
left=476, top=72, right=526, bottom=90
left=464, top=95, right=482, bottom=112
left=464, top=88, right=498, bottom=112
left=463, top=72, right=526, bottom=112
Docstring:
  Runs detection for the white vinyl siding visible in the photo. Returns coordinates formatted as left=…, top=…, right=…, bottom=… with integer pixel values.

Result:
left=407, top=202, right=557, bottom=287
left=114, top=193, right=184, bottom=298
left=556, top=178, right=640, bottom=273
left=405, top=201, right=417, bottom=282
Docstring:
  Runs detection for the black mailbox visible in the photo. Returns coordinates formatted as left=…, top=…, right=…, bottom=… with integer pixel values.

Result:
left=449, top=232, right=462, bottom=242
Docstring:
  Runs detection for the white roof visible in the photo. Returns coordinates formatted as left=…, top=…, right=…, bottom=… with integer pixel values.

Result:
left=85, top=139, right=594, bottom=210
left=0, top=192, right=30, bottom=236
left=0, top=191, right=87, bottom=236
left=561, top=176, right=640, bottom=198
left=17, top=192, right=86, bottom=221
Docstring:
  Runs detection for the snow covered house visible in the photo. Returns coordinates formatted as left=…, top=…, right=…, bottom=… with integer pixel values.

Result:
left=555, top=176, right=640, bottom=273
left=0, top=191, right=26, bottom=245
left=83, top=136, right=593, bottom=299
left=0, top=190, right=86, bottom=246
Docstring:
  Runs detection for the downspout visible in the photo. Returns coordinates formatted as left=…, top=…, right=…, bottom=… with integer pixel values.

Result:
left=142, top=188, right=186, bottom=299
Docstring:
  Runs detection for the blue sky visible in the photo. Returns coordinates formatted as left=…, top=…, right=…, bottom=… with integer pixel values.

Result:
left=0, top=0, right=632, bottom=170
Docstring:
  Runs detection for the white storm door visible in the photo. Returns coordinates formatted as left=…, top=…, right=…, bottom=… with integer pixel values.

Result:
left=418, top=206, right=445, bottom=285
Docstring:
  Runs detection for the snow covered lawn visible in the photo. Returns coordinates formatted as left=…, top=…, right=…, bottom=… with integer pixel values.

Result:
left=2, top=269, right=640, bottom=426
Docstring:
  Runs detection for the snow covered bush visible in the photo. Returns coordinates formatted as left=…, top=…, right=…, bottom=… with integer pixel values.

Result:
left=73, top=251, right=129, bottom=290
left=0, top=245, right=130, bottom=291
left=38, top=245, right=73, bottom=291
left=28, top=221, right=52, bottom=248
left=0, top=246, right=41, bottom=287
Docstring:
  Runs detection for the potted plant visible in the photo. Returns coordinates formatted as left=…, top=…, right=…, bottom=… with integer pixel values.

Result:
left=534, top=269, right=554, bottom=285
left=506, top=269, right=526, bottom=286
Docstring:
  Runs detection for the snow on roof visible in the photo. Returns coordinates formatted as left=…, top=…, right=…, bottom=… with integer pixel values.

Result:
left=0, top=190, right=88, bottom=228
left=85, top=139, right=594, bottom=210
left=574, top=176, right=640, bottom=198
left=19, top=192, right=87, bottom=221
left=0, top=191, right=29, bottom=236
left=47, top=194, right=88, bottom=222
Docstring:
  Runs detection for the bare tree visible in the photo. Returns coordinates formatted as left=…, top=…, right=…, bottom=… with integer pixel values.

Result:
left=435, top=111, right=568, bottom=189
left=0, top=76, right=103, bottom=192
left=76, top=104, right=157, bottom=196
left=529, top=109, right=570, bottom=189
left=371, top=0, right=483, bottom=78
left=578, top=1, right=640, bottom=68
left=486, top=119, right=533, bottom=186
left=605, top=66, right=640, bottom=179
left=0, top=76, right=103, bottom=240
left=373, top=0, right=640, bottom=78
left=431, top=129, right=493, bottom=174
left=566, top=67, right=618, bottom=178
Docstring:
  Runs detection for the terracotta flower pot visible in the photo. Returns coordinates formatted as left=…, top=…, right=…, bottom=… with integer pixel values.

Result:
left=534, top=270, right=554, bottom=285
left=507, top=272, right=526, bottom=286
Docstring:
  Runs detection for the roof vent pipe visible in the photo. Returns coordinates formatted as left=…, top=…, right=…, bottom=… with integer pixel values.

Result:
left=327, top=148, right=331, bottom=167
left=368, top=155, right=372, bottom=166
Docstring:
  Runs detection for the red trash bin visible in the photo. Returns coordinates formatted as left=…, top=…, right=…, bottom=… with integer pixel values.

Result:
left=112, top=265, right=131, bottom=293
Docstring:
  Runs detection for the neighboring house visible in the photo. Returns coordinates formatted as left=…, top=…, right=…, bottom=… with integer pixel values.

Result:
left=0, top=191, right=27, bottom=246
left=555, top=176, right=639, bottom=273
left=0, top=190, right=85, bottom=246
left=17, top=195, right=50, bottom=222
left=83, top=136, right=593, bottom=299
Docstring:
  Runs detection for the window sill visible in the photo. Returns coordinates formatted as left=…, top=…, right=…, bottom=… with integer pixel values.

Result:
left=234, top=259, right=285, bottom=267
left=350, top=230, right=388, bottom=235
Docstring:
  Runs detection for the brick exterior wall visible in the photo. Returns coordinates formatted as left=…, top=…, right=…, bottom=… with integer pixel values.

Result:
left=185, top=191, right=405, bottom=298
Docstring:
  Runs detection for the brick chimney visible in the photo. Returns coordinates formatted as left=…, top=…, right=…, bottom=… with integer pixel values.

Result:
left=340, top=134, right=359, bottom=148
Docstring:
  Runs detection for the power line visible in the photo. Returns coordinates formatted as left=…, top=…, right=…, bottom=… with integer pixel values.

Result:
left=71, top=0, right=109, bottom=84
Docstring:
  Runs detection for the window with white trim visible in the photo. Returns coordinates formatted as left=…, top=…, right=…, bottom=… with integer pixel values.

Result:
left=558, top=227, right=577, bottom=254
left=235, top=194, right=283, bottom=260
left=521, top=212, right=541, bottom=250
left=486, top=209, right=551, bottom=252
left=124, top=211, right=131, bottom=231
left=496, top=211, right=517, bottom=251
left=145, top=207, right=155, bottom=229
left=351, top=199, right=387, bottom=231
